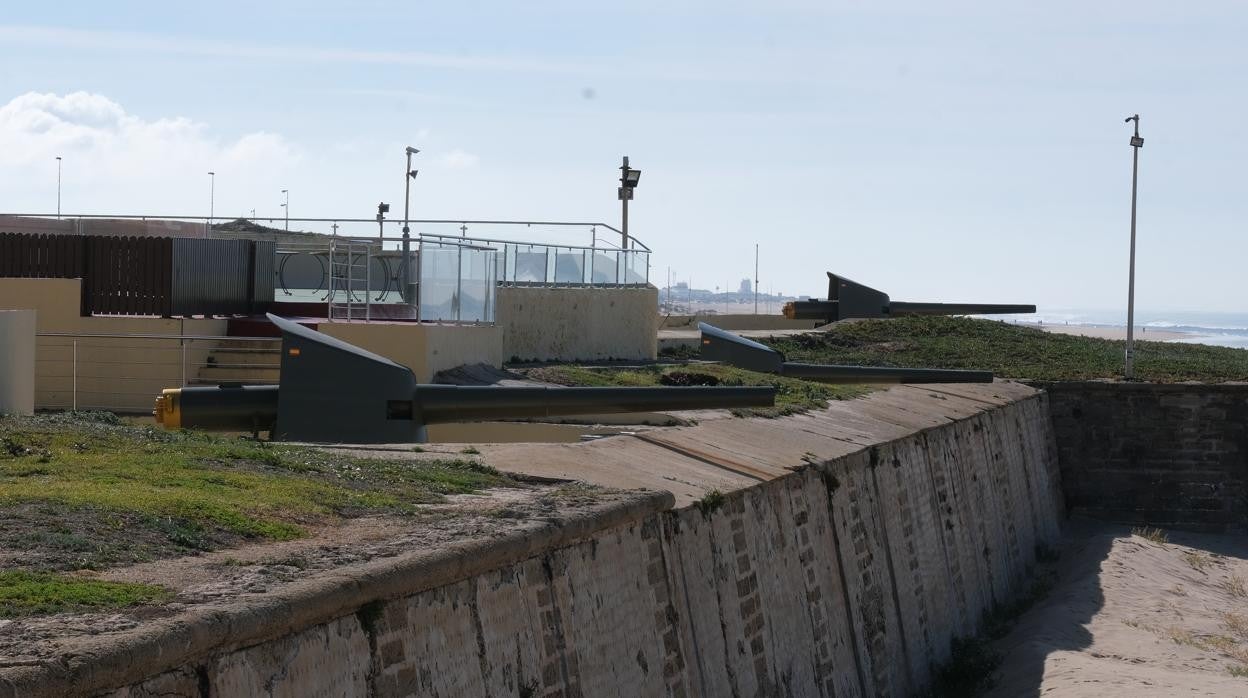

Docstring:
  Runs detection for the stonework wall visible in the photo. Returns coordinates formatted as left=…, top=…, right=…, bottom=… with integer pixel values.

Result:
left=1045, top=382, right=1248, bottom=533
left=92, top=392, right=1063, bottom=697
left=495, top=286, right=659, bottom=362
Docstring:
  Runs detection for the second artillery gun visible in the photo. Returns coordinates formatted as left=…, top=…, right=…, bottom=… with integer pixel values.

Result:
left=154, top=314, right=776, bottom=443
left=699, top=322, right=993, bottom=384
left=785, top=272, right=1036, bottom=324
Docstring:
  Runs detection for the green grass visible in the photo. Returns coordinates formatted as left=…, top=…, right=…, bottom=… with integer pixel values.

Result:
left=763, top=316, right=1248, bottom=382
left=0, top=413, right=509, bottom=572
left=526, top=363, right=869, bottom=417
left=0, top=571, right=170, bottom=618
left=1133, top=526, right=1170, bottom=544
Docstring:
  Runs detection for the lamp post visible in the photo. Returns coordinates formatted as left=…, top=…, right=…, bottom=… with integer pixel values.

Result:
left=376, top=201, right=390, bottom=239
left=280, top=189, right=289, bottom=231
left=1124, top=114, right=1144, bottom=380
left=207, top=171, right=215, bottom=234
left=402, top=146, right=419, bottom=305
left=55, top=156, right=62, bottom=219
left=618, top=156, right=640, bottom=249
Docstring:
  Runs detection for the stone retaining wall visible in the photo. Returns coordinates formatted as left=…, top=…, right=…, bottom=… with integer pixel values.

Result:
left=55, top=390, right=1064, bottom=697
left=1044, top=381, right=1248, bottom=533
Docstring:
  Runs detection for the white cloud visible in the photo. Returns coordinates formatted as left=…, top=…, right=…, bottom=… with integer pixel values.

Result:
left=0, top=91, right=300, bottom=215
left=440, top=150, right=480, bottom=169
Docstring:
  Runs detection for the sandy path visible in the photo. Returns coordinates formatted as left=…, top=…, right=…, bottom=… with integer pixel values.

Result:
left=990, top=519, right=1248, bottom=696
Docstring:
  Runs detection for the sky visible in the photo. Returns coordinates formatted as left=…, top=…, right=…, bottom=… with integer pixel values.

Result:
left=1, top=1, right=1245, bottom=313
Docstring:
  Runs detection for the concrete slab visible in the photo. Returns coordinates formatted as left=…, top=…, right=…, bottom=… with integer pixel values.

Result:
left=466, top=381, right=1040, bottom=506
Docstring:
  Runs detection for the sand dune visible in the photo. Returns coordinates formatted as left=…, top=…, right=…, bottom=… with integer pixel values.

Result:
left=990, top=519, right=1248, bottom=696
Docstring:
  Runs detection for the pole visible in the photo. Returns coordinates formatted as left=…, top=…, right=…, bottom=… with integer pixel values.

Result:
left=402, top=147, right=418, bottom=306
left=282, top=189, right=289, bottom=231
left=207, top=171, right=215, bottom=235
left=1124, top=114, right=1144, bottom=380
left=620, top=156, right=629, bottom=250
left=56, top=156, right=62, bottom=219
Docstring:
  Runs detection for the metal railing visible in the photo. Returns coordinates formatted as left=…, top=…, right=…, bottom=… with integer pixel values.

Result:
left=35, top=332, right=280, bottom=413
left=1, top=213, right=651, bottom=251
left=419, top=233, right=650, bottom=287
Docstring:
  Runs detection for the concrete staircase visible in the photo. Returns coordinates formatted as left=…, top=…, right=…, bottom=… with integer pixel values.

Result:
left=191, top=340, right=281, bottom=386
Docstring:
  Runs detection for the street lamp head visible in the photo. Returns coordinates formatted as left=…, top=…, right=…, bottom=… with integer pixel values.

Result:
left=405, top=146, right=420, bottom=155
left=55, top=156, right=61, bottom=161
left=622, top=168, right=641, bottom=187
left=378, top=202, right=390, bottom=215
left=208, top=171, right=215, bottom=176
left=408, top=169, right=419, bottom=179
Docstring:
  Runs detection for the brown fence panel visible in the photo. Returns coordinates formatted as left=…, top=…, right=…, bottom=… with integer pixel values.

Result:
left=79, top=236, right=171, bottom=316
left=3, top=231, right=266, bottom=317
left=0, top=232, right=85, bottom=278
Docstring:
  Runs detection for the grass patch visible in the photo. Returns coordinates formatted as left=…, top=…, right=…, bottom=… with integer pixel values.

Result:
left=527, top=363, right=869, bottom=418
left=695, top=489, right=727, bottom=518
left=1223, top=612, right=1248, bottom=641
left=762, top=316, right=1248, bottom=382
left=1133, top=526, right=1169, bottom=545
left=0, top=414, right=509, bottom=572
left=1223, top=575, right=1248, bottom=599
left=1230, top=664, right=1248, bottom=678
left=0, top=571, right=169, bottom=618
left=1184, top=551, right=1213, bottom=573
left=927, top=563, right=1058, bottom=696
left=927, top=636, right=1000, bottom=697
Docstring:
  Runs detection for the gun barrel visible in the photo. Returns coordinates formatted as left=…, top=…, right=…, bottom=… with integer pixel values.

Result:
left=887, top=302, right=1037, bottom=316
left=415, top=385, right=776, bottom=423
left=779, top=363, right=993, bottom=384
left=154, top=385, right=279, bottom=431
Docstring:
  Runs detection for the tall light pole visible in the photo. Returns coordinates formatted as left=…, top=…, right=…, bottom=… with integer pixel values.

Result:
left=280, top=189, right=289, bottom=231
left=55, top=156, right=62, bottom=219
left=207, top=171, right=215, bottom=234
left=402, top=146, right=419, bottom=305
left=1124, top=114, right=1144, bottom=380
left=618, top=156, right=640, bottom=249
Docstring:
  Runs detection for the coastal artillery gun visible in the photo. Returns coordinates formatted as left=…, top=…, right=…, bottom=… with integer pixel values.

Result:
left=699, top=322, right=993, bottom=384
left=154, top=314, right=775, bottom=443
left=784, top=272, right=1036, bottom=324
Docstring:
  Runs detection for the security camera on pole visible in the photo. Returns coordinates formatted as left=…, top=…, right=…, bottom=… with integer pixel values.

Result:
left=402, top=146, right=419, bottom=305
left=618, top=156, right=641, bottom=249
left=1124, top=114, right=1144, bottom=380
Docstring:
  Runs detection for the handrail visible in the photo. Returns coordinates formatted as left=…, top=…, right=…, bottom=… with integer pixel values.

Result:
left=1, top=213, right=650, bottom=251
left=37, top=333, right=278, bottom=341
left=419, top=232, right=648, bottom=254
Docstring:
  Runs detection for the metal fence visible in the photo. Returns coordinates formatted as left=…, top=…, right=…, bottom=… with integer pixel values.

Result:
left=0, top=232, right=273, bottom=317
left=34, top=332, right=281, bottom=413
left=420, top=234, right=649, bottom=287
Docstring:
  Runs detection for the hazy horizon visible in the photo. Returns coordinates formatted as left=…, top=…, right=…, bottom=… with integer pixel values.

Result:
left=2, top=2, right=1246, bottom=312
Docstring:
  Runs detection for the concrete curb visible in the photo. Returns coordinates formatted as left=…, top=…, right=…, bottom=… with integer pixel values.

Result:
left=0, top=489, right=674, bottom=698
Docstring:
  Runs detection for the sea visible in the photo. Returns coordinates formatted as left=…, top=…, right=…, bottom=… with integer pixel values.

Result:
left=1003, top=310, right=1248, bottom=350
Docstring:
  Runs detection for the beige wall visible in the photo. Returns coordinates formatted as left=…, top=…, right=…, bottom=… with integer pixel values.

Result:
left=496, top=285, right=659, bottom=362
left=320, top=322, right=503, bottom=383
left=0, top=278, right=226, bottom=412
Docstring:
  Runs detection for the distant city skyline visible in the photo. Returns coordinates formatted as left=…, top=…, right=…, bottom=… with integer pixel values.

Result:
left=1, top=2, right=1246, bottom=312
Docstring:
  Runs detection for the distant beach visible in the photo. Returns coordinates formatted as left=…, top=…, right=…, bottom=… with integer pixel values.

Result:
left=1013, top=322, right=1188, bottom=342
left=1002, top=310, right=1248, bottom=349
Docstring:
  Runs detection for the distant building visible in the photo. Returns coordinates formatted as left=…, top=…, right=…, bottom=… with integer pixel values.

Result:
left=739, top=278, right=751, bottom=294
